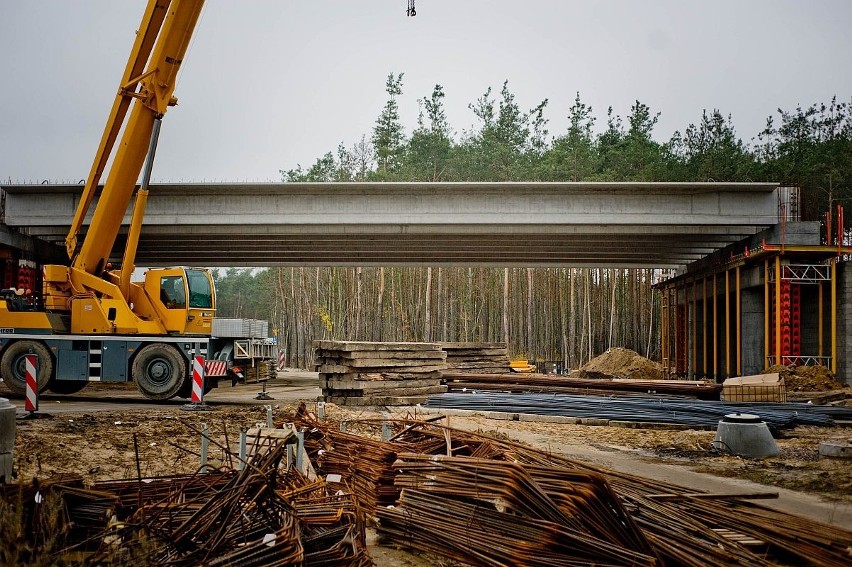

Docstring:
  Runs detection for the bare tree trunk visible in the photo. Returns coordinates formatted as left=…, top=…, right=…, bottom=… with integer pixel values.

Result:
left=297, top=267, right=305, bottom=367
left=503, top=268, right=509, bottom=346
left=275, top=268, right=288, bottom=367
left=355, top=267, right=362, bottom=340
left=464, top=268, right=472, bottom=341
left=608, top=270, right=617, bottom=348
left=559, top=269, right=567, bottom=370
left=438, top=268, right=450, bottom=342
left=578, top=270, right=586, bottom=366
left=439, top=268, right=447, bottom=341
left=586, top=269, right=593, bottom=362
left=376, top=267, right=385, bottom=341
left=526, top=268, right=534, bottom=356
left=424, top=267, right=432, bottom=341
left=478, top=268, right=487, bottom=342
left=647, top=284, right=655, bottom=358
left=413, top=268, right=422, bottom=340
left=569, top=269, right=576, bottom=368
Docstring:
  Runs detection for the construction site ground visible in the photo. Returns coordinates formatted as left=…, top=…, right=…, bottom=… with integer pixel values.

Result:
left=5, top=369, right=852, bottom=564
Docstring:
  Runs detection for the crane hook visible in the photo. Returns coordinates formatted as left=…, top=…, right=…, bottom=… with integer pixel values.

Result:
left=407, top=0, right=416, bottom=17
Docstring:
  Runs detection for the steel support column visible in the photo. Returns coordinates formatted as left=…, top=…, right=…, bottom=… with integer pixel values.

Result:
left=764, top=260, right=769, bottom=368
left=703, top=277, right=708, bottom=377
left=692, top=279, right=697, bottom=379
left=725, top=269, right=731, bottom=378
left=818, top=280, right=824, bottom=359
left=713, top=274, right=718, bottom=381
left=775, top=256, right=781, bottom=366
left=676, top=290, right=686, bottom=376
left=736, top=266, right=741, bottom=376
left=661, top=287, right=668, bottom=372
left=831, top=260, right=837, bottom=374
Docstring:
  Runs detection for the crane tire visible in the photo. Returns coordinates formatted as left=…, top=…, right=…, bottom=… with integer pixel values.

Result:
left=132, top=343, right=186, bottom=401
left=0, top=341, right=53, bottom=396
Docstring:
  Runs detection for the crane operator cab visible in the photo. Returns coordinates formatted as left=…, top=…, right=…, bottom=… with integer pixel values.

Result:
left=145, top=267, right=215, bottom=335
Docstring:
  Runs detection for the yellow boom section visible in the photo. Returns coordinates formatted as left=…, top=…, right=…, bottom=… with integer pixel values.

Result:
left=67, top=0, right=205, bottom=276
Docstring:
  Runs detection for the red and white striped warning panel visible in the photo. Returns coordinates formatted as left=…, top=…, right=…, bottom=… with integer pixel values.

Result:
left=25, top=354, right=38, bottom=412
left=204, top=360, right=228, bottom=376
left=278, top=351, right=286, bottom=370
left=191, top=356, right=205, bottom=403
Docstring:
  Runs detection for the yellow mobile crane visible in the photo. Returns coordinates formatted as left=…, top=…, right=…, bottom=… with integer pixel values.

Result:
left=0, top=0, right=213, bottom=400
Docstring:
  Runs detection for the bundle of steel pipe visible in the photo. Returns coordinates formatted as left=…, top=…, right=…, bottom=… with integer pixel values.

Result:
left=444, top=371, right=723, bottom=399
left=423, top=391, right=844, bottom=428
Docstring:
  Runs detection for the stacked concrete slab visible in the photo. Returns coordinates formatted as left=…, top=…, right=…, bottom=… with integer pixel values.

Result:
left=314, top=340, right=447, bottom=406
left=212, top=318, right=269, bottom=338
left=243, top=359, right=277, bottom=383
left=439, top=342, right=511, bottom=374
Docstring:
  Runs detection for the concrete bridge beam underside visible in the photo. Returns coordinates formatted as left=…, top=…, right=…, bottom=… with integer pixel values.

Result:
left=3, top=182, right=780, bottom=267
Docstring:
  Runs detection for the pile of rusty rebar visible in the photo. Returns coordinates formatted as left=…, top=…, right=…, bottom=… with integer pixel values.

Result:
left=1, top=432, right=372, bottom=566
left=379, top=453, right=658, bottom=566
left=293, top=414, right=852, bottom=567
left=5, top=412, right=852, bottom=566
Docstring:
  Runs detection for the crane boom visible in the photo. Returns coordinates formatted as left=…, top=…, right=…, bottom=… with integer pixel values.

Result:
left=68, top=0, right=205, bottom=277
left=65, top=0, right=169, bottom=261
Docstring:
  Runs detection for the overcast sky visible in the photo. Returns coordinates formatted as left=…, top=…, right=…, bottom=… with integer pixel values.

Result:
left=2, top=1, right=851, bottom=184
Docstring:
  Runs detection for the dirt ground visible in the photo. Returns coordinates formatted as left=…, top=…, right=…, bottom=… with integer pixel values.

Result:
left=766, top=364, right=848, bottom=392
left=10, top=397, right=852, bottom=503
left=15, top=394, right=852, bottom=503
left=579, top=347, right=667, bottom=380
left=5, top=376, right=852, bottom=565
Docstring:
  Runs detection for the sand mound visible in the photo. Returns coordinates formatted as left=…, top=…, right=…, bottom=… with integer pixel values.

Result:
left=579, top=347, right=666, bottom=381
left=764, top=364, right=846, bottom=392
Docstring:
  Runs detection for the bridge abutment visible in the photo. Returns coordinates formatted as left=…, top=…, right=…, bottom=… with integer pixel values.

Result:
left=661, top=222, right=851, bottom=387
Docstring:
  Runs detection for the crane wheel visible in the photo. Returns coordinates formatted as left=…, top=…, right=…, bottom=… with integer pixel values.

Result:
left=0, top=340, right=54, bottom=396
left=132, top=344, right=186, bottom=400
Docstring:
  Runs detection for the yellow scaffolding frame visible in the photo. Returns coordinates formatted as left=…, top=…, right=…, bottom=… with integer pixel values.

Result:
left=656, top=242, right=845, bottom=378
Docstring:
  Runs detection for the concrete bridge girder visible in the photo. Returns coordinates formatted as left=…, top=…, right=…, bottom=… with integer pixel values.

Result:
left=3, top=181, right=779, bottom=267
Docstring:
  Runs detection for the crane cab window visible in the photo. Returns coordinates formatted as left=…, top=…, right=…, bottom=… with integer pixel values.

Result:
left=186, top=269, right=213, bottom=308
left=160, top=276, right=186, bottom=309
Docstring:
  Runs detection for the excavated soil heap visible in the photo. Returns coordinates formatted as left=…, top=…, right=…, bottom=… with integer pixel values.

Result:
left=579, top=347, right=666, bottom=381
left=764, top=364, right=846, bottom=392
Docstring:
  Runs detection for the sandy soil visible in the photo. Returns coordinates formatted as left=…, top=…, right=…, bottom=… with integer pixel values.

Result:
left=5, top=375, right=852, bottom=565
left=579, top=347, right=667, bottom=380
left=11, top=398, right=852, bottom=502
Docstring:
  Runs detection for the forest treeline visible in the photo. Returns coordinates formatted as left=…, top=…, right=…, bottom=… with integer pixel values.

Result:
left=215, top=266, right=661, bottom=370
left=217, top=75, right=852, bottom=369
